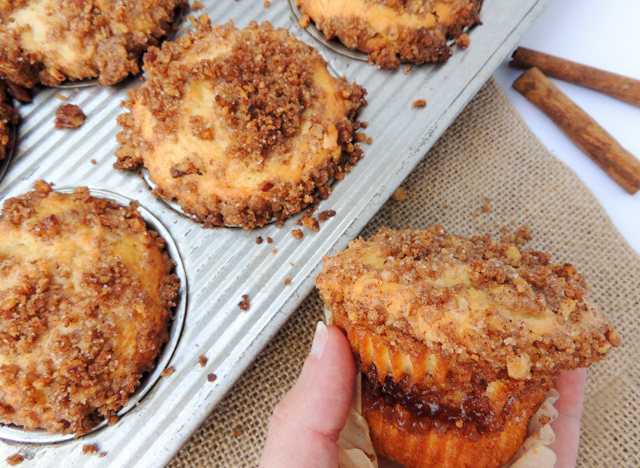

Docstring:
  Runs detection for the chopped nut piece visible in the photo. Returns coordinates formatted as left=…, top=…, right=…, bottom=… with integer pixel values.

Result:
left=291, top=229, right=303, bottom=240
left=161, top=366, right=175, bottom=377
left=412, top=99, right=427, bottom=108
left=82, top=444, right=99, bottom=455
left=238, top=294, right=250, bottom=311
left=54, top=104, right=86, bottom=129
left=284, top=278, right=292, bottom=285
left=266, top=237, right=273, bottom=244
left=299, top=14, right=310, bottom=28
left=207, top=373, right=217, bottom=382
left=6, top=81, right=31, bottom=103
left=366, top=137, right=372, bottom=145
left=256, top=236, right=263, bottom=244
left=318, top=210, right=336, bottom=222
left=391, top=187, right=407, bottom=201
left=199, top=355, right=208, bottom=367
left=6, top=454, right=23, bottom=466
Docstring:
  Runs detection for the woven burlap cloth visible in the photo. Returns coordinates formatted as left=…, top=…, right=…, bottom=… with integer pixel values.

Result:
left=169, top=78, right=639, bottom=468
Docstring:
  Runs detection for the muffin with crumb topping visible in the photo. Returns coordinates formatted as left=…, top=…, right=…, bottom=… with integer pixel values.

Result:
left=316, top=226, right=619, bottom=468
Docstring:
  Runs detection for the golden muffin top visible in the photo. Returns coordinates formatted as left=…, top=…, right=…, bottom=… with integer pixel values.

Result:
left=0, top=181, right=179, bottom=435
left=116, top=20, right=366, bottom=228
left=295, top=0, right=483, bottom=68
left=0, top=0, right=186, bottom=87
left=316, top=226, right=619, bottom=379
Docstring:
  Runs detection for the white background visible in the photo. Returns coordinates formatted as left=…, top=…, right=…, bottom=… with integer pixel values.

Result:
left=493, top=0, right=640, bottom=254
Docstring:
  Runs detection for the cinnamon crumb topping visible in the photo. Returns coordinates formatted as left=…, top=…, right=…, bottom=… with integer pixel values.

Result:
left=115, top=21, right=366, bottom=228
left=291, top=229, right=304, bottom=240
left=0, top=183, right=179, bottom=435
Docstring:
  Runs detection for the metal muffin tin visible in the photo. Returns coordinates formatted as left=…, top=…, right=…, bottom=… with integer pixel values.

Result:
left=0, top=0, right=550, bottom=465
left=0, top=188, right=188, bottom=445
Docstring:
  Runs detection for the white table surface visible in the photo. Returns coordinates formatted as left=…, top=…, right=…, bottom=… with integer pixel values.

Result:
left=493, top=0, right=640, bottom=255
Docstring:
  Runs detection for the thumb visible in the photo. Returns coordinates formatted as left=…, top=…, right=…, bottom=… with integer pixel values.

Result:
left=260, top=322, right=356, bottom=468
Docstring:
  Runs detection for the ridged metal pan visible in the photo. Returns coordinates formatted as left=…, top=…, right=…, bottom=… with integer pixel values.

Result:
left=0, top=0, right=550, bottom=465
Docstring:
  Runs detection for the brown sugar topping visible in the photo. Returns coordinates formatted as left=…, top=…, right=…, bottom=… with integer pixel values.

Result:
left=0, top=0, right=186, bottom=87
left=296, top=0, right=483, bottom=68
left=0, top=81, right=19, bottom=161
left=316, top=227, right=619, bottom=380
left=115, top=21, right=366, bottom=228
left=0, top=182, right=180, bottom=435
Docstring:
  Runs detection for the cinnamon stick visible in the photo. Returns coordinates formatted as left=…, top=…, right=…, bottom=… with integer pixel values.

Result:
left=510, top=47, right=640, bottom=108
left=513, top=67, right=640, bottom=194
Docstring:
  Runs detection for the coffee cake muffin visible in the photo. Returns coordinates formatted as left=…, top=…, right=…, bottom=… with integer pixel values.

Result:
left=0, top=80, right=19, bottom=161
left=115, top=20, right=366, bottom=228
left=0, top=0, right=187, bottom=87
left=316, top=226, right=619, bottom=468
left=0, top=181, right=180, bottom=435
left=296, top=0, right=483, bottom=68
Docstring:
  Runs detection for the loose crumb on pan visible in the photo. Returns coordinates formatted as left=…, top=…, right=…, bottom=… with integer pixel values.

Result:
left=482, top=197, right=491, bottom=212
left=90, top=159, right=97, bottom=164
left=256, top=236, right=264, bottom=244
left=199, top=355, right=208, bottom=367
left=391, top=187, right=407, bottom=201
left=284, top=278, right=292, bottom=285
left=6, top=454, right=23, bottom=466
left=99, top=452, right=108, bottom=458
left=82, top=444, right=99, bottom=455
left=318, top=210, right=336, bottom=222
left=412, top=99, right=427, bottom=108
left=266, top=237, right=274, bottom=244
left=192, top=0, right=203, bottom=8
left=54, top=104, right=85, bottom=129
left=264, top=0, right=270, bottom=6
left=238, top=294, right=250, bottom=311
left=403, top=66, right=412, bottom=75
left=207, top=373, right=217, bottom=382
left=5, top=81, right=31, bottom=102
left=272, top=248, right=278, bottom=254
left=302, top=216, right=320, bottom=231
left=457, top=33, right=471, bottom=49
left=161, top=366, right=176, bottom=377
left=299, top=15, right=311, bottom=27
left=291, top=229, right=304, bottom=240
left=366, top=137, right=373, bottom=145
left=233, top=428, right=243, bottom=437
left=54, top=94, right=67, bottom=101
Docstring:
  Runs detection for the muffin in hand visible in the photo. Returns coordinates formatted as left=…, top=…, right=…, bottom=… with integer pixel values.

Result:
left=315, top=226, right=619, bottom=468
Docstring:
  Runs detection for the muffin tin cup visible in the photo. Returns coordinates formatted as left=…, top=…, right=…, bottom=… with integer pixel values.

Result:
left=0, top=188, right=188, bottom=445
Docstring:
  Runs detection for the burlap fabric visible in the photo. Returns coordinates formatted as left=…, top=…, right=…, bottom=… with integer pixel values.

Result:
left=168, top=78, right=639, bottom=468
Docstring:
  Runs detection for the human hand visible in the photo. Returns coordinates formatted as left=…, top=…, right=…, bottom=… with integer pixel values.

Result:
left=260, top=322, right=356, bottom=468
left=549, top=368, right=587, bottom=468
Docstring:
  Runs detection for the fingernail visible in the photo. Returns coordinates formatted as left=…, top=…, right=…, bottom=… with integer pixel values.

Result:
left=309, top=321, right=328, bottom=360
